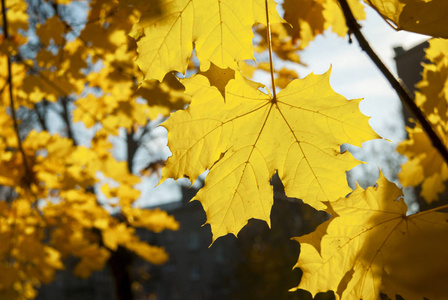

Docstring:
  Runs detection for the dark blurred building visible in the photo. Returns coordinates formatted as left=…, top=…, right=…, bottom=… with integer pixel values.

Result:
left=394, top=40, right=429, bottom=128
left=37, top=175, right=322, bottom=300
left=142, top=199, right=237, bottom=300
left=36, top=261, right=115, bottom=300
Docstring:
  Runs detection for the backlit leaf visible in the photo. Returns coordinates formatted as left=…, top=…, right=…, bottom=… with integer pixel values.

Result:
left=130, top=0, right=283, bottom=81
left=293, top=172, right=448, bottom=300
left=161, top=69, right=379, bottom=240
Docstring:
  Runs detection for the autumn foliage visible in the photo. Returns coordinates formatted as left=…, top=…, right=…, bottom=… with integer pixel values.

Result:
left=1, top=0, right=181, bottom=298
left=1, top=0, right=448, bottom=299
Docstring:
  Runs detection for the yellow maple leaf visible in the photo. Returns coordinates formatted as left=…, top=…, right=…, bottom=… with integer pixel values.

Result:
left=130, top=0, right=283, bottom=81
left=365, top=0, right=448, bottom=38
left=293, top=172, right=448, bottom=300
left=161, top=69, right=379, bottom=240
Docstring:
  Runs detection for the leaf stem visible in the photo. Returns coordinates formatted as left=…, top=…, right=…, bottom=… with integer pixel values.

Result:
left=265, top=0, right=277, bottom=101
left=338, top=0, right=448, bottom=166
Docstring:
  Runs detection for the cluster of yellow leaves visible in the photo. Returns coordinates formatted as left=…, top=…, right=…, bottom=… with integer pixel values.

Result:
left=0, top=127, right=179, bottom=297
left=397, top=39, right=448, bottom=203
left=0, top=199, right=63, bottom=300
left=1, top=0, right=185, bottom=298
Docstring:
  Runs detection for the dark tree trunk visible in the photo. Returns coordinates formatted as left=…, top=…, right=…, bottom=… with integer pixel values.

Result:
left=108, top=247, right=134, bottom=300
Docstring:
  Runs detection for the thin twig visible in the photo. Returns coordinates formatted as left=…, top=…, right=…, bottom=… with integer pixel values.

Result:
left=61, top=97, right=77, bottom=145
left=265, top=0, right=277, bottom=101
left=337, top=0, right=448, bottom=166
left=34, top=100, right=48, bottom=131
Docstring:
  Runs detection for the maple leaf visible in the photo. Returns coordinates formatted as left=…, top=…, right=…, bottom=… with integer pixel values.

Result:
left=365, top=0, right=448, bottom=38
left=161, top=69, right=379, bottom=240
left=0, top=0, right=182, bottom=296
left=293, top=172, right=448, bottom=300
left=130, top=0, right=283, bottom=81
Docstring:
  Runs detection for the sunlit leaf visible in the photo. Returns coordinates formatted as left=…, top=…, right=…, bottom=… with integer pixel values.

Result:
left=293, top=172, right=448, bottom=300
left=161, top=69, right=378, bottom=240
left=130, top=0, right=283, bottom=81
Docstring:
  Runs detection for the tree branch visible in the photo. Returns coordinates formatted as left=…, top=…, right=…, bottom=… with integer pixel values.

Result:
left=34, top=101, right=48, bottom=131
left=337, top=0, right=448, bottom=165
left=126, top=128, right=138, bottom=174
left=2, top=0, right=32, bottom=182
left=60, top=97, right=77, bottom=145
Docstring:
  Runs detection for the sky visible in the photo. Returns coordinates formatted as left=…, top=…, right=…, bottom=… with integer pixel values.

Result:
left=137, top=3, right=429, bottom=208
